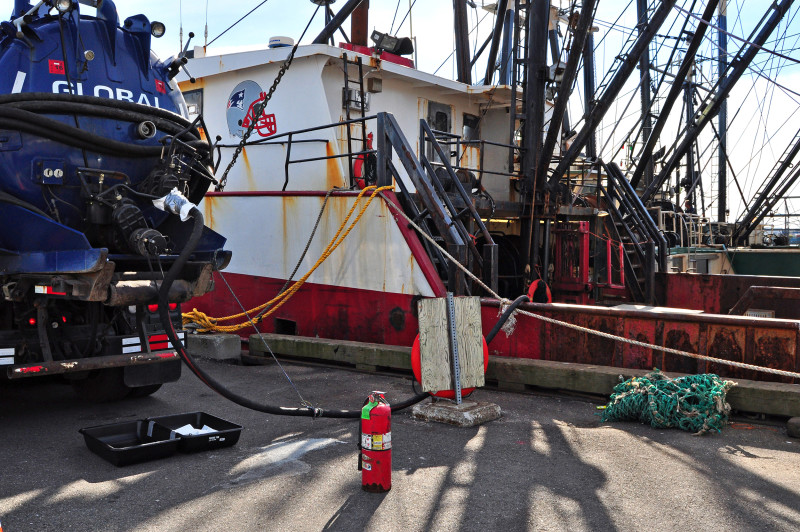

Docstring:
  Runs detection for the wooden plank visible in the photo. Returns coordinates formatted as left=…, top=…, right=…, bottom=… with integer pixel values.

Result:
left=247, top=333, right=800, bottom=418
left=418, top=297, right=449, bottom=392
left=455, top=297, right=485, bottom=389
left=417, top=296, right=484, bottom=392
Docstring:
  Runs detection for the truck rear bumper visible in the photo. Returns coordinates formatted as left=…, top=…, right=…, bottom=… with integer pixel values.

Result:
left=6, top=350, right=180, bottom=379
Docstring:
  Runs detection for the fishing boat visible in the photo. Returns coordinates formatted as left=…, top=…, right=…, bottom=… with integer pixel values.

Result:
left=180, top=0, right=800, bottom=383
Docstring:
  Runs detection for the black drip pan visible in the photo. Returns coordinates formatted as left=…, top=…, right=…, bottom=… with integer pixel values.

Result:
left=147, top=412, right=242, bottom=453
left=79, top=420, right=179, bottom=466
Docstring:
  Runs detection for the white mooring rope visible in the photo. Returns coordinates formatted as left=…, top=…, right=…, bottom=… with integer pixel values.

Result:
left=379, top=191, right=800, bottom=380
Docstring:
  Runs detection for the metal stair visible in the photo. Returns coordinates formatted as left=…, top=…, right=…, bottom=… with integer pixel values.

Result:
left=596, top=161, right=667, bottom=304
left=376, top=113, right=498, bottom=296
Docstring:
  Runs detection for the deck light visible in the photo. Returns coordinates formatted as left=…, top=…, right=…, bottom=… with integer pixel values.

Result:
left=54, top=0, right=73, bottom=13
left=151, top=21, right=166, bottom=38
left=370, top=30, right=414, bottom=56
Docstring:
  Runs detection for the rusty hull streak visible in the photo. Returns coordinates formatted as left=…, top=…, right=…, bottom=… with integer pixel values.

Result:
left=460, top=145, right=480, bottom=170
left=241, top=147, right=257, bottom=191
left=203, top=195, right=215, bottom=230
left=326, top=142, right=344, bottom=189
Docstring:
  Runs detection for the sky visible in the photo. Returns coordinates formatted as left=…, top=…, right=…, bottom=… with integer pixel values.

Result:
left=3, top=0, right=800, bottom=229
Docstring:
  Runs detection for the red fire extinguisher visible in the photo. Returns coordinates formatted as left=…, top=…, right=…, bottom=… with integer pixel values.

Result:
left=360, top=391, right=391, bottom=492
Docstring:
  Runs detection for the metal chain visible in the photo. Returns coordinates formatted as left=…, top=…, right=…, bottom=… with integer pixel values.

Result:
left=216, top=44, right=299, bottom=191
left=215, top=3, right=321, bottom=190
left=378, top=192, right=800, bottom=380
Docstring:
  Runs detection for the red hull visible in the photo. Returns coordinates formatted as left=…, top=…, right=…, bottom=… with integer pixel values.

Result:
left=191, top=272, right=800, bottom=384
left=190, top=273, right=422, bottom=346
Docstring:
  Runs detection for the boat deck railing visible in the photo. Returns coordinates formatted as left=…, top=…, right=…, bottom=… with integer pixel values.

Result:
left=658, top=211, right=713, bottom=248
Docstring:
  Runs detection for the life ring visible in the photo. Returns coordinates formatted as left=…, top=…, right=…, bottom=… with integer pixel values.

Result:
left=527, top=279, right=552, bottom=303
left=411, top=333, right=489, bottom=399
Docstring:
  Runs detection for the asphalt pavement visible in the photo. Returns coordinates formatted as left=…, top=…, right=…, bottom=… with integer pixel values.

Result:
left=1, top=357, right=799, bottom=531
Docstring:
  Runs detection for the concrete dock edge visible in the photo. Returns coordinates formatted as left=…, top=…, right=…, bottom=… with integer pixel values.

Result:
left=247, top=333, right=800, bottom=418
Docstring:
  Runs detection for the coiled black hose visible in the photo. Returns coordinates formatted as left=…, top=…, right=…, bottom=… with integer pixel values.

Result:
left=157, top=207, right=428, bottom=418
left=0, top=106, right=207, bottom=157
left=0, top=93, right=212, bottom=203
left=0, top=93, right=196, bottom=127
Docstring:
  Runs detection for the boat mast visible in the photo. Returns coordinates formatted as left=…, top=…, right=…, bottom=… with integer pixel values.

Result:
left=548, top=0, right=680, bottom=190
left=582, top=21, right=597, bottom=159
left=641, top=0, right=796, bottom=203
left=629, top=0, right=720, bottom=192
left=682, top=61, right=696, bottom=209
left=547, top=6, right=570, bottom=135
left=717, top=0, right=728, bottom=222
left=484, top=0, right=509, bottom=84
left=454, top=0, right=472, bottom=83
left=521, top=0, right=552, bottom=280
left=636, top=0, right=654, bottom=190
left=351, top=0, right=368, bottom=46
left=537, top=0, right=597, bottom=184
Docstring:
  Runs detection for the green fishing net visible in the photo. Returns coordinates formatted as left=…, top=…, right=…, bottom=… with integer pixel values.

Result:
left=600, top=369, right=736, bottom=435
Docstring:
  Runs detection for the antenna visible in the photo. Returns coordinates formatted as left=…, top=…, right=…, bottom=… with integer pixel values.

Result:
left=179, top=0, right=184, bottom=52
left=205, top=0, right=209, bottom=47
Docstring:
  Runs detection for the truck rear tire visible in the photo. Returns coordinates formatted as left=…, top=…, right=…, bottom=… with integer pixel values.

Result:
left=71, top=368, right=131, bottom=402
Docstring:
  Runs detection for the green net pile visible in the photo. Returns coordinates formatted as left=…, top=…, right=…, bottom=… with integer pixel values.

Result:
left=600, top=369, right=736, bottom=435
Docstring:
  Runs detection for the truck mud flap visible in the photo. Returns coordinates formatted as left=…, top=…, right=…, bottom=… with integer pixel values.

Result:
left=123, top=358, right=181, bottom=387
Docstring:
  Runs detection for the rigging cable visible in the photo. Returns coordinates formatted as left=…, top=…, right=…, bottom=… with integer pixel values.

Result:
left=389, top=0, right=402, bottom=35
left=216, top=3, right=321, bottom=190
left=207, top=0, right=272, bottom=48
left=395, top=0, right=418, bottom=34
left=674, top=4, right=800, bottom=66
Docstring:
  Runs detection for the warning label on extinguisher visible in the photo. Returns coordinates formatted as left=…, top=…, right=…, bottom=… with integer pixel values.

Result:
left=362, top=432, right=392, bottom=450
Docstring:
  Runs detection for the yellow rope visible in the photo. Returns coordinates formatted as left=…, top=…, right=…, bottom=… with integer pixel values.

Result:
left=183, top=186, right=393, bottom=333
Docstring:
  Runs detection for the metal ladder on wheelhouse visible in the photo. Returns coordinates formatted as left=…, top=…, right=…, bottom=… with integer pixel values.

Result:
left=341, top=53, right=370, bottom=187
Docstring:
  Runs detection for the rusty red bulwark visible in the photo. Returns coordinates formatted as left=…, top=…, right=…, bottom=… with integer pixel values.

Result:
left=481, top=299, right=800, bottom=383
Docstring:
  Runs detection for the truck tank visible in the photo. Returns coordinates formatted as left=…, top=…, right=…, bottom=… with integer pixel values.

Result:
left=0, top=0, right=229, bottom=401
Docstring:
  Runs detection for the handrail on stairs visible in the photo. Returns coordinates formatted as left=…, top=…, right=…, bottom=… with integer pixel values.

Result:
left=376, top=112, right=498, bottom=296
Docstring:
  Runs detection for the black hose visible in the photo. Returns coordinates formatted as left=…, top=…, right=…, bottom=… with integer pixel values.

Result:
left=13, top=102, right=199, bottom=139
left=0, top=93, right=210, bottom=159
left=0, top=189, right=52, bottom=218
left=0, top=111, right=209, bottom=158
left=485, top=294, right=529, bottom=344
left=157, top=207, right=428, bottom=418
left=0, top=93, right=196, bottom=128
left=7, top=101, right=204, bottom=143
left=0, top=108, right=166, bottom=157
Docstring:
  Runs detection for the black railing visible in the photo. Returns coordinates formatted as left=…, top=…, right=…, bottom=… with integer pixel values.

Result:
left=595, top=161, right=666, bottom=304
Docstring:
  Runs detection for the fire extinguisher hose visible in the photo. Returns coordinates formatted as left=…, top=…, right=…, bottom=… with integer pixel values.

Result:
left=158, top=207, right=429, bottom=418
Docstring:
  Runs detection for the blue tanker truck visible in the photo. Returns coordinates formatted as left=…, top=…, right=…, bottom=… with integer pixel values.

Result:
left=0, top=0, right=228, bottom=400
